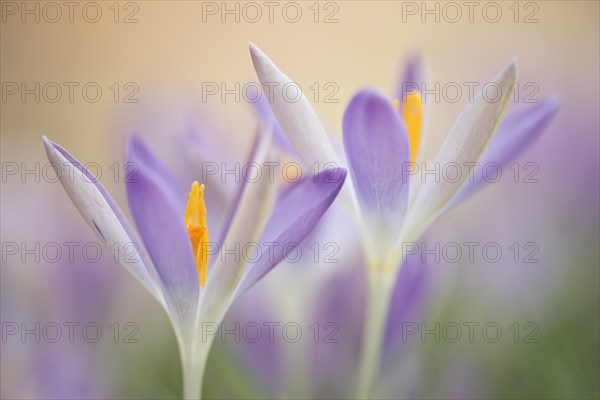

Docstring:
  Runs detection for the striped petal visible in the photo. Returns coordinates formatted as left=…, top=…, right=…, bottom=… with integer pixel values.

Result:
left=176, top=123, right=232, bottom=237
left=342, top=89, right=411, bottom=220
left=126, top=135, right=199, bottom=319
left=234, top=167, right=347, bottom=296
left=42, top=137, right=164, bottom=305
left=200, top=132, right=278, bottom=321
left=249, top=42, right=338, bottom=167
left=410, top=60, right=518, bottom=225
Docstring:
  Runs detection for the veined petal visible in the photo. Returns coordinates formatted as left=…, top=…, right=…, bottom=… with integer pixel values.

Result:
left=410, top=60, right=518, bottom=222
left=450, top=98, right=559, bottom=206
left=200, top=139, right=279, bottom=322
left=176, top=124, right=230, bottom=241
left=42, top=137, right=164, bottom=306
left=126, top=135, right=199, bottom=318
left=249, top=42, right=338, bottom=167
left=234, top=167, right=347, bottom=297
left=343, top=89, right=410, bottom=220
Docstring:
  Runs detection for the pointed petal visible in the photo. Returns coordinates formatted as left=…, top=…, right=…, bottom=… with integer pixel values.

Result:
left=395, top=56, right=431, bottom=205
left=175, top=123, right=232, bottom=242
left=201, top=141, right=279, bottom=321
left=343, top=89, right=411, bottom=219
left=234, top=167, right=347, bottom=296
left=396, top=55, right=423, bottom=100
left=450, top=98, right=559, bottom=205
left=249, top=42, right=338, bottom=166
left=42, top=137, right=164, bottom=305
left=214, top=128, right=270, bottom=247
left=411, top=60, right=518, bottom=220
left=126, top=135, right=199, bottom=316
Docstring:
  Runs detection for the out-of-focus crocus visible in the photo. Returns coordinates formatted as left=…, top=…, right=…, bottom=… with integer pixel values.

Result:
left=42, top=131, right=346, bottom=399
left=249, top=43, right=558, bottom=397
left=1, top=175, right=120, bottom=399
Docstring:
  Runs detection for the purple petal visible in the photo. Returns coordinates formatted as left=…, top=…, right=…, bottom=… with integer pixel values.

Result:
left=310, top=265, right=366, bottom=397
left=176, top=122, right=230, bottom=230
left=451, top=98, right=559, bottom=205
left=234, top=168, right=347, bottom=295
left=342, top=89, right=410, bottom=217
left=225, top=289, right=283, bottom=393
left=396, top=55, right=423, bottom=101
left=383, top=254, right=432, bottom=354
left=128, top=133, right=184, bottom=205
left=309, top=255, right=432, bottom=396
left=126, top=135, right=198, bottom=311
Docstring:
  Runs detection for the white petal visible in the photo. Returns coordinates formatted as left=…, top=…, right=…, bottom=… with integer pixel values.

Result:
left=249, top=42, right=338, bottom=167
left=43, top=137, right=165, bottom=306
left=408, top=60, right=518, bottom=226
left=199, top=134, right=278, bottom=322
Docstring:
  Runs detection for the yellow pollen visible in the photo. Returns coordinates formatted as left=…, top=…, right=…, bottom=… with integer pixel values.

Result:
left=400, top=91, right=423, bottom=164
left=392, top=98, right=400, bottom=112
left=184, top=181, right=209, bottom=287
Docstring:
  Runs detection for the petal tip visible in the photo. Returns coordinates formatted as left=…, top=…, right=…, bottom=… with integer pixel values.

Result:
left=347, top=88, right=390, bottom=109
left=42, top=136, right=57, bottom=159
left=505, top=58, right=518, bottom=80
left=338, top=167, right=348, bottom=184
left=327, top=166, right=347, bottom=186
left=344, top=88, right=400, bottom=127
left=249, top=42, right=267, bottom=68
left=546, top=95, right=560, bottom=110
left=127, top=132, right=142, bottom=145
left=249, top=43, right=285, bottom=85
left=42, top=135, right=53, bottom=147
left=126, top=133, right=146, bottom=159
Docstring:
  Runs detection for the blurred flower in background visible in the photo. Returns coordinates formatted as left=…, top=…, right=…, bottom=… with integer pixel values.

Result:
left=0, top=180, right=120, bottom=399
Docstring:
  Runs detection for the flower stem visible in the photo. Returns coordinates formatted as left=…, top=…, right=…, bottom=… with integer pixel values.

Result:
left=356, top=267, right=395, bottom=399
left=182, top=343, right=210, bottom=400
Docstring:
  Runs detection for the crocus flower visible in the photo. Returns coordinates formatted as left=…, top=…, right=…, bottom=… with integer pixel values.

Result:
left=43, top=130, right=346, bottom=399
left=249, top=43, right=558, bottom=397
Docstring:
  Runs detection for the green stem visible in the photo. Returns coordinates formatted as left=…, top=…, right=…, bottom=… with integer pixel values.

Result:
left=356, top=267, right=395, bottom=399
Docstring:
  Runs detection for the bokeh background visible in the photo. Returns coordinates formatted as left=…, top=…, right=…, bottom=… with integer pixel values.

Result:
left=1, top=1, right=598, bottom=399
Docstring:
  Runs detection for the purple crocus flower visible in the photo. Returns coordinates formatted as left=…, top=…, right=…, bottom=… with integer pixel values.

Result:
left=249, top=43, right=558, bottom=397
left=43, top=130, right=346, bottom=399
left=32, top=261, right=116, bottom=399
